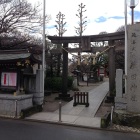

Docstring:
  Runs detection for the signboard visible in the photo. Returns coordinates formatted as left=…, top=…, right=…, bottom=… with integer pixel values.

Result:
left=1, top=72, right=17, bottom=87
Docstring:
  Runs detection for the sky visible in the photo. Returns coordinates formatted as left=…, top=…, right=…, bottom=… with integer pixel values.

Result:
left=28, top=0, right=140, bottom=36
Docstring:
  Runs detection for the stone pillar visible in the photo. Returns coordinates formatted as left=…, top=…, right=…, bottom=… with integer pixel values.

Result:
left=62, top=43, right=68, bottom=95
left=108, top=40, right=115, bottom=96
left=127, top=24, right=140, bottom=113
left=28, top=76, right=36, bottom=92
left=115, top=69, right=127, bottom=110
left=59, top=43, right=72, bottom=101
left=116, top=69, right=123, bottom=98
left=73, top=77, right=78, bottom=89
left=33, top=69, right=43, bottom=105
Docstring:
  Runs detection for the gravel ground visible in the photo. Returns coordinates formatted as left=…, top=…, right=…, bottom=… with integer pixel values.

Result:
left=43, top=93, right=68, bottom=112
left=108, top=124, right=140, bottom=134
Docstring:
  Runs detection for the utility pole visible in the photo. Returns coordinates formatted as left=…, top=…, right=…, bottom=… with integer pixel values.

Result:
left=42, top=0, right=45, bottom=104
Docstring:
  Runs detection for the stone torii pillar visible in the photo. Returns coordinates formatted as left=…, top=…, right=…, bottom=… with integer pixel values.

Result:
left=108, top=40, right=115, bottom=97
left=59, top=43, right=72, bottom=101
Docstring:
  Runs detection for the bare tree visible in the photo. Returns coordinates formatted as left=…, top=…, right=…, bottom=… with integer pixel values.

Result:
left=115, top=25, right=125, bottom=46
left=0, top=0, right=51, bottom=35
left=116, top=25, right=125, bottom=32
left=75, top=3, right=87, bottom=68
left=75, top=3, right=87, bottom=36
left=0, top=29, right=43, bottom=54
left=72, top=3, right=87, bottom=48
left=53, top=11, right=67, bottom=76
left=55, top=11, right=67, bottom=37
left=74, top=3, right=87, bottom=83
left=0, top=0, right=51, bottom=50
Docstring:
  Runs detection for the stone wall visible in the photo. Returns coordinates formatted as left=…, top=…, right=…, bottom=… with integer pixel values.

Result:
left=0, top=94, right=33, bottom=118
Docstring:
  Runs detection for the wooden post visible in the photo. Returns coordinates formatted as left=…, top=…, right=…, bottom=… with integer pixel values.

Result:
left=86, top=92, right=89, bottom=107
left=83, top=92, right=85, bottom=103
left=108, top=40, right=115, bottom=96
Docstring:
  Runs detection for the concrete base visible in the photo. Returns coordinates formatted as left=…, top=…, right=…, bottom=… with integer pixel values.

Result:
left=32, top=92, right=44, bottom=105
left=0, top=94, right=33, bottom=118
left=115, top=97, right=127, bottom=110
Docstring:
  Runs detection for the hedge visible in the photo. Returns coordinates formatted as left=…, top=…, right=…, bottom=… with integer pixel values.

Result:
left=44, top=76, right=73, bottom=91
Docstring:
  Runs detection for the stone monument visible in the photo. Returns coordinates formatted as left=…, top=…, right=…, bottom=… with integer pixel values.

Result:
left=115, top=69, right=127, bottom=110
left=127, top=23, right=140, bottom=113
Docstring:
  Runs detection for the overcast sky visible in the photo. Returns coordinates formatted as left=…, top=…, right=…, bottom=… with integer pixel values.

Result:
left=28, top=0, right=140, bottom=36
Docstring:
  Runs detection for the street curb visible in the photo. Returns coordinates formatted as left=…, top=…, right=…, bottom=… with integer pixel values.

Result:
left=0, top=116, right=139, bottom=134
left=24, top=118, right=140, bottom=134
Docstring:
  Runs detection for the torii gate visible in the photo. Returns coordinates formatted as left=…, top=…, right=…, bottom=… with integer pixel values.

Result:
left=48, top=31, right=125, bottom=100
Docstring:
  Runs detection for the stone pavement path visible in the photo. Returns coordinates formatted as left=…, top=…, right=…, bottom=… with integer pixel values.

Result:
left=26, top=81, right=109, bottom=128
left=43, top=80, right=108, bottom=112
left=55, top=81, right=109, bottom=117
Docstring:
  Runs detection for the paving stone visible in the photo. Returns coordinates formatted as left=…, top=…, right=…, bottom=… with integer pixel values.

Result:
left=26, top=81, right=109, bottom=128
left=74, top=117, right=101, bottom=128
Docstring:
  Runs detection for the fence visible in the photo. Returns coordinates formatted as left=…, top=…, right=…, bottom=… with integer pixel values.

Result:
left=73, top=91, right=89, bottom=107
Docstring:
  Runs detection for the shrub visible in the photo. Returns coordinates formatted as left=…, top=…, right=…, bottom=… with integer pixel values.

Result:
left=44, top=76, right=73, bottom=91
left=44, top=77, right=53, bottom=90
left=52, top=77, right=62, bottom=91
left=67, top=76, right=74, bottom=88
